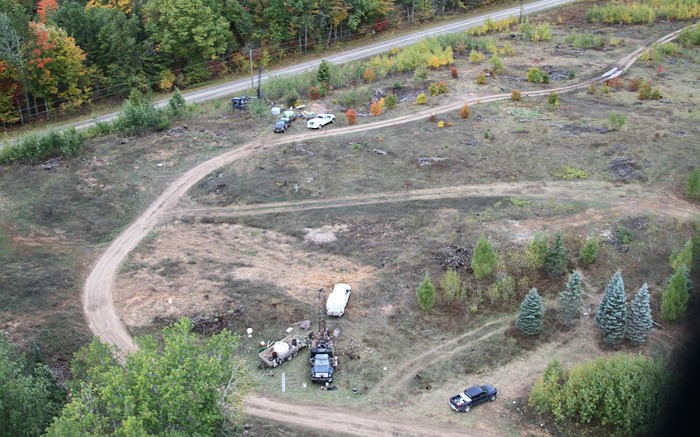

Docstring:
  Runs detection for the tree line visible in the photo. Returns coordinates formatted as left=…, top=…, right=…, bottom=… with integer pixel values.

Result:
left=0, top=0, right=493, bottom=124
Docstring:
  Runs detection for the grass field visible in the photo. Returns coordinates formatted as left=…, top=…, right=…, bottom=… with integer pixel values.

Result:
left=0, top=1, right=698, bottom=434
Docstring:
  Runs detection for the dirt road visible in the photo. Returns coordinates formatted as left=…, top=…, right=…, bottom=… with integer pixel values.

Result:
left=82, top=27, right=695, bottom=435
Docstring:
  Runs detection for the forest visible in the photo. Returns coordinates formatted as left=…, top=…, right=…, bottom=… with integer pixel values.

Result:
left=0, top=0, right=490, bottom=124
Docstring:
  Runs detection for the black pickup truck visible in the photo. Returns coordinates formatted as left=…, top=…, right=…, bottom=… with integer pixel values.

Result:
left=449, top=384, right=498, bottom=412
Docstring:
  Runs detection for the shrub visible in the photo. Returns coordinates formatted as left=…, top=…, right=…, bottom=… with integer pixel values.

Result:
left=628, top=77, right=642, bottom=91
left=459, top=103, right=471, bottom=119
left=517, top=288, right=544, bottom=335
left=370, top=98, right=384, bottom=116
left=284, top=89, right=301, bottom=108
left=416, top=272, right=436, bottom=311
left=317, top=59, right=331, bottom=84
left=661, top=266, right=690, bottom=321
left=113, top=91, right=169, bottom=136
left=686, top=168, right=700, bottom=199
left=475, top=73, right=487, bottom=85
left=0, top=128, right=87, bottom=164
left=469, top=49, right=485, bottom=63
left=362, top=67, right=376, bottom=83
left=548, top=92, right=560, bottom=107
left=530, top=354, right=668, bottom=437
left=472, top=234, right=497, bottom=280
left=579, top=237, right=599, bottom=265
left=345, top=108, right=357, bottom=125
left=490, top=55, right=504, bottom=74
left=308, top=85, right=320, bottom=100
left=428, top=82, right=439, bottom=96
left=607, top=112, right=627, bottom=131
left=511, top=90, right=521, bottom=101
left=670, top=239, right=693, bottom=272
left=437, top=120, right=445, bottom=128
left=159, top=70, right=176, bottom=91
left=526, top=233, right=549, bottom=271
left=615, top=226, right=634, bottom=244
left=416, top=92, right=427, bottom=105
left=638, top=80, right=662, bottom=100
left=413, top=66, right=428, bottom=83
left=166, top=88, right=187, bottom=118
left=450, top=66, right=458, bottom=78
left=385, top=93, right=396, bottom=109
left=440, top=268, right=462, bottom=300
left=526, top=66, right=548, bottom=84
left=553, top=166, right=588, bottom=179
left=428, top=113, right=437, bottom=122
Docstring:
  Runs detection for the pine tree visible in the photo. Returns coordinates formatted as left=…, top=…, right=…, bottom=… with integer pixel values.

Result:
left=595, top=271, right=627, bottom=346
left=579, top=237, right=598, bottom=265
left=661, top=266, right=690, bottom=321
left=440, top=268, right=462, bottom=301
left=317, top=59, right=331, bottom=86
left=560, top=271, right=583, bottom=325
left=627, top=283, right=653, bottom=345
left=472, top=234, right=497, bottom=279
left=545, top=232, right=567, bottom=276
left=517, top=288, right=544, bottom=335
left=416, top=271, right=436, bottom=311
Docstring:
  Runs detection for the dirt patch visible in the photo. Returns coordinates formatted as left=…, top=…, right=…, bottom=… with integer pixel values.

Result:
left=304, top=224, right=348, bottom=243
left=115, top=222, right=377, bottom=327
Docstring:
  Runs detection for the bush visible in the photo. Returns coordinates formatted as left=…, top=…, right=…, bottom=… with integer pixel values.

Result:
left=615, top=226, right=634, bottom=244
left=579, top=237, right=599, bottom=265
left=345, top=108, right=357, bottom=125
left=526, top=66, right=549, bottom=84
left=308, top=85, right=320, bottom=100
left=553, top=166, right=588, bottom=179
left=370, top=98, right=384, bottom=116
left=437, top=120, right=445, bottom=128
left=511, top=90, right=521, bottom=101
left=469, top=49, right=485, bottom=63
left=472, top=234, right=497, bottom=280
left=416, top=272, right=436, bottom=311
left=638, top=80, right=662, bottom=100
left=440, top=268, right=462, bottom=301
left=113, top=91, right=169, bottom=136
left=530, top=354, right=668, bottom=437
left=686, top=168, right=700, bottom=199
left=490, top=55, right=504, bottom=74
left=385, top=93, right=396, bottom=109
left=607, top=112, right=627, bottom=131
left=362, top=67, right=376, bottom=83
left=661, top=266, right=690, bottom=321
left=283, top=89, right=301, bottom=108
left=475, top=73, right=487, bottom=85
left=416, top=92, right=427, bottom=105
left=0, top=127, right=87, bottom=164
left=628, top=77, right=642, bottom=91
left=459, top=103, right=471, bottom=119
left=413, top=66, right=428, bottom=83
left=547, top=92, right=560, bottom=107
left=450, top=66, right=458, bottom=78
left=166, top=88, right=187, bottom=118
left=337, top=87, right=371, bottom=108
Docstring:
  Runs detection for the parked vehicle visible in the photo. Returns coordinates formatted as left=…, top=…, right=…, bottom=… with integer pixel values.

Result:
left=258, top=334, right=307, bottom=367
left=326, top=283, right=351, bottom=317
left=306, top=114, right=335, bottom=129
left=273, top=119, right=289, bottom=133
left=449, top=385, right=498, bottom=412
left=309, top=319, right=338, bottom=383
left=231, top=96, right=250, bottom=110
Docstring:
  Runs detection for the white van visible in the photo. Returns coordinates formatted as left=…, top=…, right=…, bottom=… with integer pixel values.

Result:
left=326, top=284, right=351, bottom=316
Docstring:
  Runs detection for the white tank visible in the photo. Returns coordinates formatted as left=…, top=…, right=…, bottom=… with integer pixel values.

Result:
left=273, top=341, right=290, bottom=356
left=271, top=107, right=281, bottom=115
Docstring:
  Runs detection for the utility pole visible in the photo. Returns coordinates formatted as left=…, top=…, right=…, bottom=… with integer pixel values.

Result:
left=249, top=49, right=254, bottom=88
left=519, top=0, right=525, bottom=24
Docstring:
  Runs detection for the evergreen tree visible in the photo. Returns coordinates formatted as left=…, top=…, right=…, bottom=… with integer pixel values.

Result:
left=670, top=239, right=693, bottom=273
left=661, top=266, right=690, bottom=321
left=545, top=232, right=567, bottom=276
left=471, top=233, right=497, bottom=279
left=517, top=288, right=544, bottom=335
left=627, top=283, right=653, bottom=345
left=416, top=271, right=436, bottom=311
left=560, top=271, right=583, bottom=325
left=317, top=59, right=331, bottom=86
left=687, top=168, right=700, bottom=199
left=595, top=271, right=627, bottom=346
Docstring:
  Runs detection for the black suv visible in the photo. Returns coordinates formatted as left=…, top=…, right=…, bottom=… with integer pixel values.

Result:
left=449, top=385, right=498, bottom=412
left=273, top=119, right=289, bottom=133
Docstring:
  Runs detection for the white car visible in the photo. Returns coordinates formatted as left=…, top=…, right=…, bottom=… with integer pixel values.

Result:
left=307, top=114, right=335, bottom=129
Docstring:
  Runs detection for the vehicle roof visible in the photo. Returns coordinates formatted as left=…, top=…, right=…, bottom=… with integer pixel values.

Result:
left=465, top=386, right=486, bottom=397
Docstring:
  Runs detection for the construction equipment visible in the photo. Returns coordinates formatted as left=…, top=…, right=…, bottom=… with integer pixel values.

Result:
left=309, top=318, right=338, bottom=383
left=258, top=333, right=307, bottom=368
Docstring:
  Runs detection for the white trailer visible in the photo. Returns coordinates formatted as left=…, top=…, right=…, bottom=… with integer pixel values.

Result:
left=326, top=283, right=351, bottom=317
